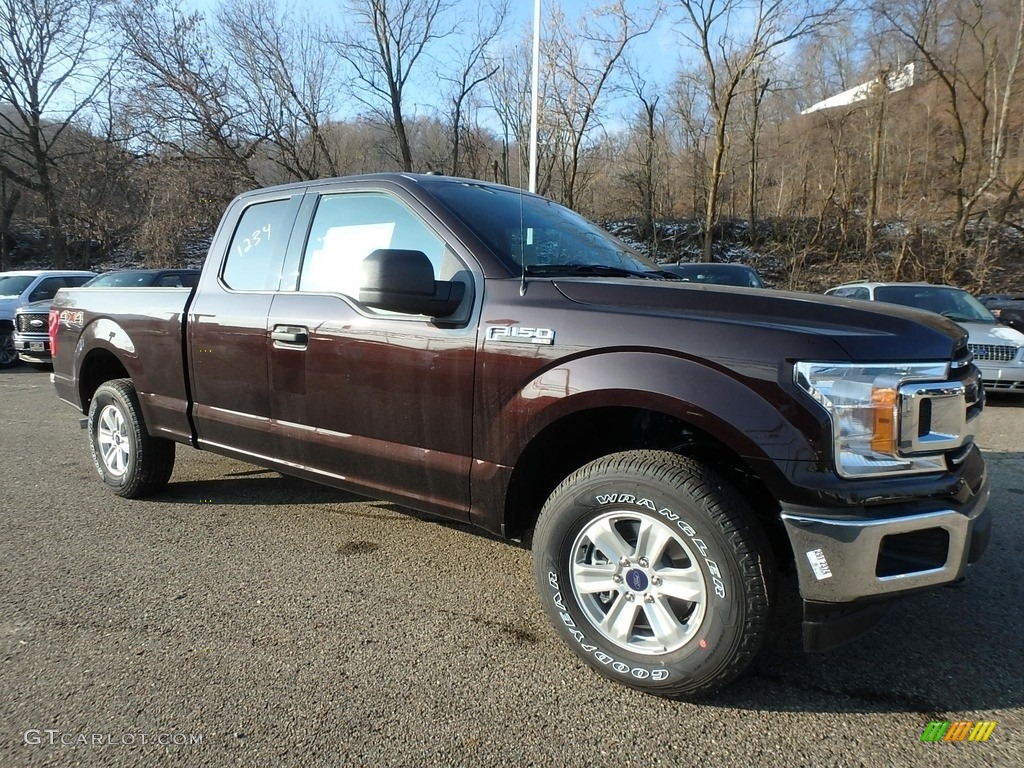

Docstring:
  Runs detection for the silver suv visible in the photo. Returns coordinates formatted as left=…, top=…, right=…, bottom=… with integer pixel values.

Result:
left=0, top=271, right=96, bottom=368
left=825, top=281, right=1024, bottom=393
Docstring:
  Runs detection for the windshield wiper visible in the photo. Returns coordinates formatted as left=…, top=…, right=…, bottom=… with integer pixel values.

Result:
left=940, top=312, right=980, bottom=323
left=523, top=263, right=665, bottom=280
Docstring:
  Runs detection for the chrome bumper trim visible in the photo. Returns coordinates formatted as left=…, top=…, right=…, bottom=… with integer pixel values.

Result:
left=781, top=476, right=990, bottom=603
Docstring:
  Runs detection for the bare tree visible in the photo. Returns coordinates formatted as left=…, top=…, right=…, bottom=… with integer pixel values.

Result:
left=668, top=68, right=713, bottom=219
left=880, top=0, right=1024, bottom=242
left=443, top=0, right=508, bottom=176
left=218, top=0, right=343, bottom=181
left=544, top=1, right=659, bottom=208
left=0, top=0, right=121, bottom=267
left=623, top=64, right=663, bottom=241
left=863, top=65, right=891, bottom=254
left=331, top=0, right=457, bottom=172
left=743, top=70, right=771, bottom=242
left=117, top=0, right=261, bottom=187
left=676, top=0, right=843, bottom=260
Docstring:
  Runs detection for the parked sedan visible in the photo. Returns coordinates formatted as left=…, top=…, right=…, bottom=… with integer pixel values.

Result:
left=12, top=269, right=200, bottom=365
left=83, top=268, right=201, bottom=289
left=825, top=281, right=1024, bottom=393
left=977, top=294, right=1024, bottom=332
left=660, top=262, right=766, bottom=288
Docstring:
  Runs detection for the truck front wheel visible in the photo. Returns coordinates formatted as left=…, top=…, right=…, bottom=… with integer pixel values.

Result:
left=0, top=331, right=18, bottom=368
left=532, top=450, right=774, bottom=697
left=88, top=379, right=175, bottom=498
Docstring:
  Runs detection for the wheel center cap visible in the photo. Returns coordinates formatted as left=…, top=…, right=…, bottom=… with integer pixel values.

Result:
left=625, top=568, right=649, bottom=592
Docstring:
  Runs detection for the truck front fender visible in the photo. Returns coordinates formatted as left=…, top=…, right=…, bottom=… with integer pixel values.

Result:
left=472, top=350, right=827, bottom=521
left=491, top=350, right=822, bottom=466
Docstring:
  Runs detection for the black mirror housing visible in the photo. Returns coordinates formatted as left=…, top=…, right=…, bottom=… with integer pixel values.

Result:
left=359, top=249, right=464, bottom=317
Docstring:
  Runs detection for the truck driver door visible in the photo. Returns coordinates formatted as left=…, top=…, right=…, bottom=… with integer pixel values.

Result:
left=266, top=189, right=477, bottom=520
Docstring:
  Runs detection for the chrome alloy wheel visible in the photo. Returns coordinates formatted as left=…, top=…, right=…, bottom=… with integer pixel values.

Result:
left=569, top=511, right=708, bottom=655
left=96, top=404, right=131, bottom=477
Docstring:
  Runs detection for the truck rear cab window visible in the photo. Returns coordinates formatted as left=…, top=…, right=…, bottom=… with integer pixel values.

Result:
left=298, top=192, right=451, bottom=304
left=222, top=199, right=298, bottom=291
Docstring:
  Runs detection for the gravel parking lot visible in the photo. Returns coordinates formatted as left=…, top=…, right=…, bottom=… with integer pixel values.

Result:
left=1, top=367, right=1021, bottom=767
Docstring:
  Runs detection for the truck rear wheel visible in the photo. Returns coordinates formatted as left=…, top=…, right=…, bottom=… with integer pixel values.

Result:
left=532, top=450, right=774, bottom=697
left=88, top=379, right=175, bottom=498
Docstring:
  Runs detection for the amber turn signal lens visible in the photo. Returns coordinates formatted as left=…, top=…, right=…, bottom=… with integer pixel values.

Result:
left=871, top=387, right=897, bottom=453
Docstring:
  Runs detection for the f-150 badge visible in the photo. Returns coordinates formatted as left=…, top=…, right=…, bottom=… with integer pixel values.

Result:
left=486, top=326, right=555, bottom=345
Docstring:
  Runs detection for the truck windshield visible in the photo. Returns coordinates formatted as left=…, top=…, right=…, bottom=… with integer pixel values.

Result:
left=423, top=181, right=661, bottom=277
left=0, top=275, right=34, bottom=297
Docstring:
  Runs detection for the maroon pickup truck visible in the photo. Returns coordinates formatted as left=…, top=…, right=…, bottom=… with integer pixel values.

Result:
left=50, top=173, right=991, bottom=697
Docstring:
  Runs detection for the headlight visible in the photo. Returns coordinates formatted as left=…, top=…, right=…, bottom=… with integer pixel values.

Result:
left=794, top=362, right=949, bottom=478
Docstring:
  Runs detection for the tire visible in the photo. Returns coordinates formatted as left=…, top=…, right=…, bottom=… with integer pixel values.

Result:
left=0, top=331, right=18, bottom=369
left=88, top=378, right=175, bottom=498
left=532, top=450, right=774, bottom=698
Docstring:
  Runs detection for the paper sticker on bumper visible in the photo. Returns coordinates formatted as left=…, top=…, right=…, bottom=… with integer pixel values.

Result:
left=806, top=548, right=833, bottom=580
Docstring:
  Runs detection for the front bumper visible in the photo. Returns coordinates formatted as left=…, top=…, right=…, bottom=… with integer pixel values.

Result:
left=781, top=469, right=990, bottom=605
left=975, top=360, right=1024, bottom=391
left=13, top=332, right=52, bottom=363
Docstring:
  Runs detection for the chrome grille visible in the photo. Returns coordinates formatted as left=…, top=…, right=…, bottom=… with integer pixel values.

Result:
left=16, top=312, right=48, bottom=333
left=968, top=343, right=1019, bottom=362
left=898, top=362, right=982, bottom=462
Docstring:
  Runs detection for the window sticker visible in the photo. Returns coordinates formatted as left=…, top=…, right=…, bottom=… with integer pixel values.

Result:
left=303, top=222, right=395, bottom=296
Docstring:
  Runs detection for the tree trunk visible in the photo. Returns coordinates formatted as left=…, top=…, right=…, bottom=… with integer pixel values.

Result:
left=450, top=94, right=464, bottom=176
left=640, top=98, right=657, bottom=241
left=36, top=159, right=68, bottom=268
left=747, top=78, right=769, bottom=245
left=703, top=123, right=727, bottom=262
left=865, top=72, right=888, bottom=255
left=0, top=185, right=21, bottom=272
left=389, top=82, right=413, bottom=171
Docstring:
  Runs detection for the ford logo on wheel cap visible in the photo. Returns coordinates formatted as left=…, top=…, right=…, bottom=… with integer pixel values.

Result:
left=625, top=569, right=649, bottom=592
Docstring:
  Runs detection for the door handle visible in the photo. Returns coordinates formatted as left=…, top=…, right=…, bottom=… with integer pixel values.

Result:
left=271, top=325, right=309, bottom=346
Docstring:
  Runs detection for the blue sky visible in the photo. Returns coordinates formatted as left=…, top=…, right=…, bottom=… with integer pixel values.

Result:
left=193, top=0, right=676, bottom=87
left=178, top=0, right=678, bottom=129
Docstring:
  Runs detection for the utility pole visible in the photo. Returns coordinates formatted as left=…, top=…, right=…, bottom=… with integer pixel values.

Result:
left=529, top=0, right=540, bottom=192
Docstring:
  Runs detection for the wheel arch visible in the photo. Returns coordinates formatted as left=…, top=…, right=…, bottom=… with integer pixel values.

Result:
left=78, top=348, right=131, bottom=414
left=503, top=403, right=793, bottom=571
left=71, top=316, right=144, bottom=413
left=485, top=351, right=820, bottom=546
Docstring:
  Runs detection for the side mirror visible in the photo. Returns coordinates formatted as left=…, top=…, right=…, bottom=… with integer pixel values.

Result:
left=359, top=249, right=465, bottom=318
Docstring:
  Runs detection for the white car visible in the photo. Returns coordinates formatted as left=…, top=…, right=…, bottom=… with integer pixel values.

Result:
left=825, top=281, right=1024, bottom=393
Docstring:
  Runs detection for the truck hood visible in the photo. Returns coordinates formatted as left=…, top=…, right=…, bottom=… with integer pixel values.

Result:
left=18, top=299, right=53, bottom=314
left=0, top=297, right=19, bottom=320
left=552, top=280, right=967, bottom=362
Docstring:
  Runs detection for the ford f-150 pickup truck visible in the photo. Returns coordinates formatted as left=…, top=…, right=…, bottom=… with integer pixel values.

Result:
left=49, top=173, right=991, bottom=697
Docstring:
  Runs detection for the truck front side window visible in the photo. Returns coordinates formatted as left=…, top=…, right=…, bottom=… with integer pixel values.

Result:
left=298, top=192, right=448, bottom=307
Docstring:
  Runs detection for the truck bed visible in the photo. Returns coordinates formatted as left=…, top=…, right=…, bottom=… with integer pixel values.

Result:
left=51, top=286, right=195, bottom=444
